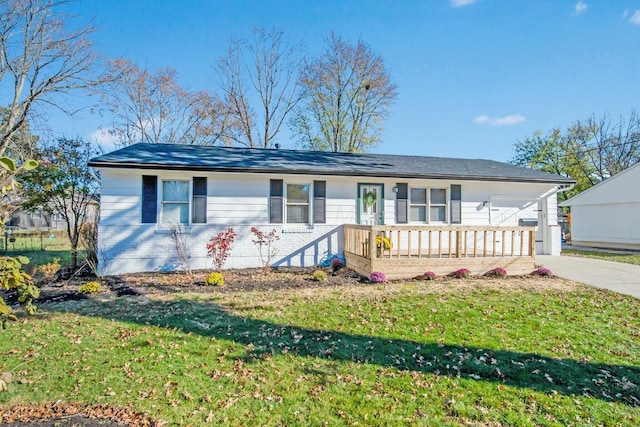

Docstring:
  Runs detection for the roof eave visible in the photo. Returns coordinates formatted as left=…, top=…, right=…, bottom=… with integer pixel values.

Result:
left=89, top=161, right=574, bottom=185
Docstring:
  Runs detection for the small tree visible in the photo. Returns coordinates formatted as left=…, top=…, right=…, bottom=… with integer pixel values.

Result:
left=250, top=227, right=280, bottom=269
left=206, top=228, right=237, bottom=271
left=22, top=138, right=98, bottom=269
left=167, top=223, right=192, bottom=275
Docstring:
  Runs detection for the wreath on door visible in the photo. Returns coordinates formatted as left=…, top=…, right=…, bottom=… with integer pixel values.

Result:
left=363, top=191, right=377, bottom=207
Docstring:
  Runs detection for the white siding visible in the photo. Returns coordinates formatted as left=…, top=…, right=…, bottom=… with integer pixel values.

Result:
left=562, top=162, right=640, bottom=207
left=570, top=203, right=640, bottom=249
left=561, top=163, right=640, bottom=249
left=97, top=169, right=563, bottom=274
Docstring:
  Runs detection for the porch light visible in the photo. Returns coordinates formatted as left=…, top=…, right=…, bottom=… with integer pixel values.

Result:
left=392, top=186, right=399, bottom=193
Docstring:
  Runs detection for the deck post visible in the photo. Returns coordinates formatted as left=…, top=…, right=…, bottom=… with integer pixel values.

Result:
left=369, top=228, right=376, bottom=259
left=529, top=229, right=535, bottom=256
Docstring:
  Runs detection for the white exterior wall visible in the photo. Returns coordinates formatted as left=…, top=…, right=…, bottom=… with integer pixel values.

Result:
left=570, top=203, right=640, bottom=250
left=561, top=163, right=640, bottom=250
left=97, top=169, right=562, bottom=274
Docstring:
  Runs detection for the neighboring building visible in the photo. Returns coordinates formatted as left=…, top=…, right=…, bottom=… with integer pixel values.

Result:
left=88, top=143, right=574, bottom=276
left=6, top=208, right=64, bottom=230
left=560, top=162, right=640, bottom=251
left=6, top=197, right=99, bottom=231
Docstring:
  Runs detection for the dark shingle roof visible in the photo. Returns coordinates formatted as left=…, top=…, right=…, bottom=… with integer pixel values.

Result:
left=88, top=143, right=574, bottom=184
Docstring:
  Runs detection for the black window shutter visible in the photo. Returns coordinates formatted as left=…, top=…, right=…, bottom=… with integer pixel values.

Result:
left=269, top=179, right=283, bottom=224
left=142, top=175, right=158, bottom=224
left=313, top=180, right=326, bottom=224
left=450, top=184, right=462, bottom=224
left=396, top=183, right=408, bottom=224
left=192, top=177, right=207, bottom=224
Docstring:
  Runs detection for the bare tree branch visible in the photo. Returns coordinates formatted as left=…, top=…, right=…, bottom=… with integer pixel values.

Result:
left=292, top=33, right=398, bottom=153
left=217, top=27, right=304, bottom=148
left=0, top=0, right=108, bottom=154
left=96, top=58, right=232, bottom=147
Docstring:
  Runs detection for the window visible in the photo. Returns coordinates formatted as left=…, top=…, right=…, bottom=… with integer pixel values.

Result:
left=286, top=183, right=310, bottom=224
left=270, top=180, right=325, bottom=225
left=142, top=176, right=207, bottom=225
left=161, top=180, right=190, bottom=224
left=430, top=188, right=447, bottom=222
left=407, top=187, right=447, bottom=223
left=409, top=188, right=427, bottom=222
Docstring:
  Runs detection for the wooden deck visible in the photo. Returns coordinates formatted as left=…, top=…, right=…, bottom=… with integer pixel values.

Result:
left=344, top=224, right=536, bottom=280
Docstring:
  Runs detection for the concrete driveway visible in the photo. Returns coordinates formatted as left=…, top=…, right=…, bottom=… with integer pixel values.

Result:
left=537, top=255, right=640, bottom=298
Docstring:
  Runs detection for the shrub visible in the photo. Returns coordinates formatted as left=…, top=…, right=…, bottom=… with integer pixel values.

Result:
left=79, top=281, right=101, bottom=294
left=168, top=223, right=191, bottom=275
left=487, top=267, right=507, bottom=277
left=330, top=257, right=345, bottom=272
left=251, top=227, right=280, bottom=269
left=453, top=268, right=471, bottom=279
left=205, top=272, right=225, bottom=287
left=206, top=228, right=237, bottom=271
left=39, top=258, right=61, bottom=280
left=533, top=267, right=553, bottom=277
left=423, top=271, right=437, bottom=281
left=0, top=256, right=39, bottom=324
left=312, top=270, right=328, bottom=282
left=369, top=271, right=388, bottom=283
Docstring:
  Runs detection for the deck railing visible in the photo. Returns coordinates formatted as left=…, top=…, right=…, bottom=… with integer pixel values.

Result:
left=344, top=224, right=535, bottom=260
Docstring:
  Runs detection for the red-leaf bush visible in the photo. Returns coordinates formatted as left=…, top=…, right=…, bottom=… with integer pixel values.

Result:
left=206, top=228, right=237, bottom=271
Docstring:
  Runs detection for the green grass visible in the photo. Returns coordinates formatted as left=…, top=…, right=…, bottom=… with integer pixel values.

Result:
left=1, top=233, right=69, bottom=253
left=1, top=232, right=84, bottom=267
left=563, top=248, right=640, bottom=266
left=1, top=282, right=639, bottom=426
left=7, top=249, right=76, bottom=268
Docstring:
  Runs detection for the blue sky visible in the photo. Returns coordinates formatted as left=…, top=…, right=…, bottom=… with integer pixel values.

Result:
left=50, top=0, right=640, bottom=162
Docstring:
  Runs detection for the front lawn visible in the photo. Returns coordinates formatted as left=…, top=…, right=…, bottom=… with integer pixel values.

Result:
left=563, top=248, right=640, bottom=266
left=1, top=278, right=639, bottom=425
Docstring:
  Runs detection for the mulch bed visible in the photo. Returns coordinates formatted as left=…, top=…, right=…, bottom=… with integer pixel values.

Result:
left=1, top=266, right=364, bottom=306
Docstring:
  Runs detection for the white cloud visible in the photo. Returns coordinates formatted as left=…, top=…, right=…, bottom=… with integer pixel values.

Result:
left=89, top=128, right=118, bottom=151
left=574, top=1, right=588, bottom=15
left=629, top=10, right=640, bottom=25
left=473, top=114, right=526, bottom=126
left=450, top=0, right=477, bottom=8
left=473, top=115, right=491, bottom=124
